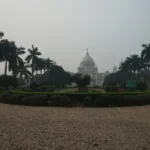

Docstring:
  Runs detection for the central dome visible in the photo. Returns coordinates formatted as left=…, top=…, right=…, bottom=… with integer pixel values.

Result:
left=80, top=51, right=95, bottom=66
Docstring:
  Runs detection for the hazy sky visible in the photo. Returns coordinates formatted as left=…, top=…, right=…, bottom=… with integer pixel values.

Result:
left=0, top=0, right=150, bottom=73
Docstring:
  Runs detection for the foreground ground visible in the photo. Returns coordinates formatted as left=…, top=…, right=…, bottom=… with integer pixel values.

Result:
left=0, top=104, right=150, bottom=150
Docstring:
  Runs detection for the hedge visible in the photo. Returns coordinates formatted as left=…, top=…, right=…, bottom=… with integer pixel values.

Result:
left=10, top=90, right=149, bottom=96
left=1, top=91, right=150, bottom=107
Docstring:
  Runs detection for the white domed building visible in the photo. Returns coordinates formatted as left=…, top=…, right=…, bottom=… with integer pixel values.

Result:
left=78, top=50, right=109, bottom=86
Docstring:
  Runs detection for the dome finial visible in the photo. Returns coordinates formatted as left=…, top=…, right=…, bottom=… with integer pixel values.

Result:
left=86, top=49, right=89, bottom=56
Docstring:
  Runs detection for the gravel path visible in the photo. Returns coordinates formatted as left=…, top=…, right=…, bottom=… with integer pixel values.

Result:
left=0, top=103, right=150, bottom=150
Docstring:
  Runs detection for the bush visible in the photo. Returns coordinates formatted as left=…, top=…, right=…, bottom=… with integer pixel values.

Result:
left=8, top=85, right=14, bottom=90
left=0, top=93, right=7, bottom=102
left=82, top=96, right=93, bottom=106
left=0, top=75, right=18, bottom=88
left=94, top=96, right=106, bottom=106
left=60, top=96, right=71, bottom=105
left=104, top=86, right=119, bottom=92
left=30, top=82, right=39, bottom=90
left=137, top=83, right=148, bottom=91
left=50, top=95, right=60, bottom=105
left=0, top=86, right=6, bottom=92
left=50, top=95, right=71, bottom=106
left=21, top=95, right=48, bottom=106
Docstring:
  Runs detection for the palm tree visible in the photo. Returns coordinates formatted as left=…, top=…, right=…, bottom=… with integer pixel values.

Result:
left=35, top=58, right=45, bottom=74
left=119, top=55, right=141, bottom=74
left=16, top=47, right=25, bottom=67
left=0, top=39, right=17, bottom=75
left=44, top=58, right=53, bottom=72
left=129, top=55, right=141, bottom=74
left=13, top=62, right=32, bottom=82
left=25, top=45, right=41, bottom=78
left=141, top=44, right=150, bottom=71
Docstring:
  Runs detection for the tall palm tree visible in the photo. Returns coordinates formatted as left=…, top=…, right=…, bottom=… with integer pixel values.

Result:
left=0, top=39, right=17, bottom=75
left=25, top=45, right=41, bottom=78
left=141, top=44, right=150, bottom=71
left=129, top=55, right=141, bottom=74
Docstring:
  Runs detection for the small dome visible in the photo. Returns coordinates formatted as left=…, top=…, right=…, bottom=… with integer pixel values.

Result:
left=80, top=51, right=95, bottom=66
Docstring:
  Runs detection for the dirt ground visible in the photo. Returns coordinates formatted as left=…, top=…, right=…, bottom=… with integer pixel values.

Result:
left=0, top=103, right=150, bottom=150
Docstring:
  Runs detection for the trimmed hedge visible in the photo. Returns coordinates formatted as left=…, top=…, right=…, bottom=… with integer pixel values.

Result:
left=1, top=91, right=150, bottom=107
left=21, top=95, right=49, bottom=106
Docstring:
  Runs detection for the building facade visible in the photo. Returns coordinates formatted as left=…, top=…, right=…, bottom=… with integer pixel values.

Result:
left=77, top=51, right=109, bottom=87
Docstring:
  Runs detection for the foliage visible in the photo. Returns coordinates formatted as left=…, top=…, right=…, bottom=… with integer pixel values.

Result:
left=103, top=71, right=140, bottom=88
left=21, top=95, right=48, bottom=106
left=119, top=55, right=142, bottom=74
left=104, top=86, right=119, bottom=92
left=2, top=91, right=150, bottom=107
left=137, top=82, right=148, bottom=91
left=38, top=65, right=72, bottom=86
left=30, top=82, right=39, bottom=90
left=0, top=86, right=6, bottom=92
left=13, top=62, right=32, bottom=81
left=72, top=73, right=91, bottom=89
left=0, top=75, right=18, bottom=88
left=25, top=45, right=41, bottom=78
left=0, top=39, right=18, bottom=75
left=141, top=44, right=150, bottom=71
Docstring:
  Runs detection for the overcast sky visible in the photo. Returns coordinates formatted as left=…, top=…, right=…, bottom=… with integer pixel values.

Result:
left=0, top=0, right=150, bottom=74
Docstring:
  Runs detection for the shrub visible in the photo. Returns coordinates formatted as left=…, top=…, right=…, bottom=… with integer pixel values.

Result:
left=94, top=96, right=106, bottom=106
left=59, top=96, right=71, bottom=105
left=50, top=95, right=71, bottom=106
left=0, top=75, right=18, bottom=88
left=8, top=85, right=14, bottom=90
left=0, top=86, right=6, bottom=92
left=21, top=95, right=48, bottom=106
left=45, top=87, right=54, bottom=92
left=30, top=82, right=39, bottom=90
left=50, top=95, right=60, bottom=105
left=137, top=83, right=148, bottom=91
left=82, top=96, right=93, bottom=106
left=0, top=93, right=7, bottom=102
left=104, top=86, right=119, bottom=92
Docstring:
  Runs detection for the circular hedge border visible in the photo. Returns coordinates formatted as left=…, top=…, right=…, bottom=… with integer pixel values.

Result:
left=0, top=90, right=150, bottom=107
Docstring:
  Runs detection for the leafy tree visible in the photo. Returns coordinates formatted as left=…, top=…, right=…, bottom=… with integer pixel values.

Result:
left=36, top=65, right=72, bottom=86
left=103, top=71, right=141, bottom=88
left=0, top=39, right=17, bottom=75
left=25, top=45, right=41, bottom=78
left=72, top=73, right=91, bottom=90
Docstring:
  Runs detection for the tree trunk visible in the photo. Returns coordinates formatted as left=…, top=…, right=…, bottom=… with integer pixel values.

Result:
left=4, top=60, right=8, bottom=76
left=41, top=70, right=42, bottom=74
left=32, top=58, right=34, bottom=80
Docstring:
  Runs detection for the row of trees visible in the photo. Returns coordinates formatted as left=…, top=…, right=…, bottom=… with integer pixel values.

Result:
left=119, top=44, right=150, bottom=75
left=0, top=32, right=54, bottom=81
left=0, top=31, right=91, bottom=88
left=103, top=44, right=150, bottom=88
